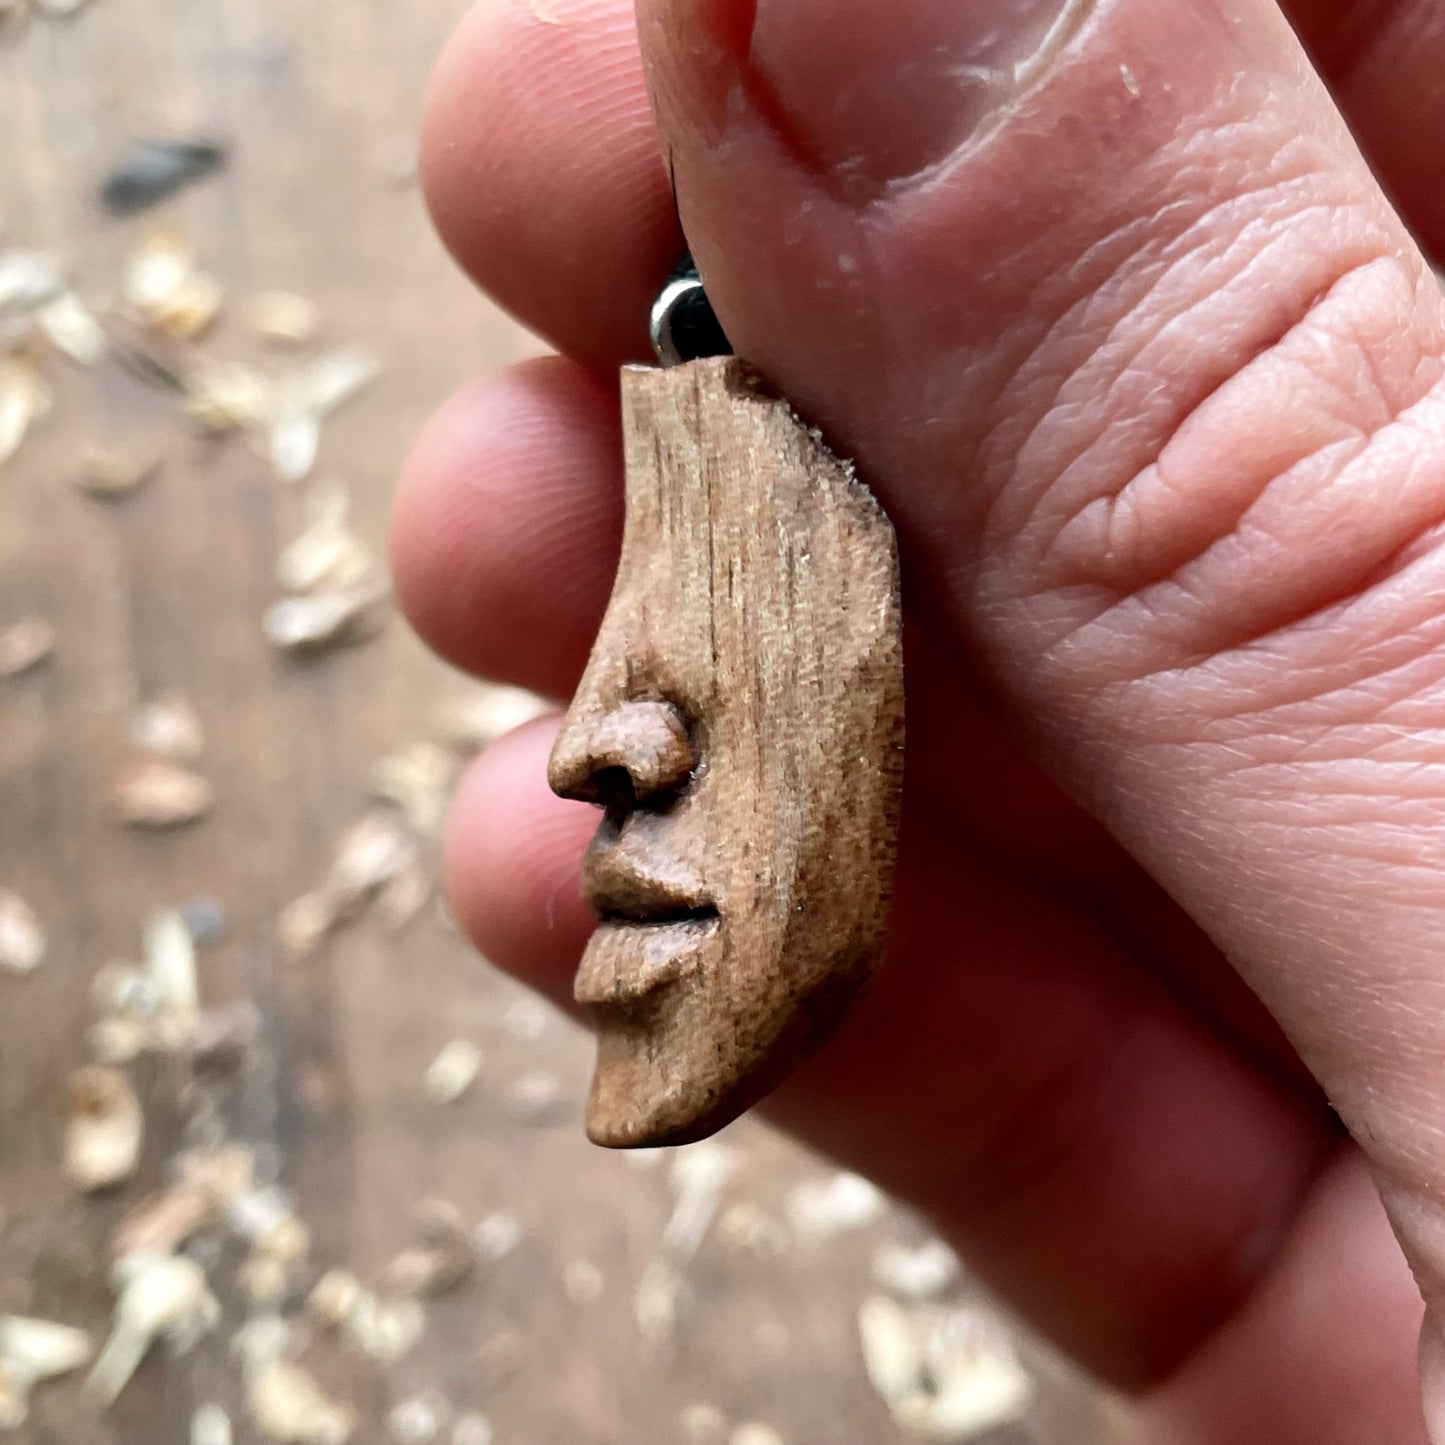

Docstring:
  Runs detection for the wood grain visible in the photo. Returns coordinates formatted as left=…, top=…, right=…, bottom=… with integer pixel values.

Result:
left=550, top=357, right=906, bottom=1149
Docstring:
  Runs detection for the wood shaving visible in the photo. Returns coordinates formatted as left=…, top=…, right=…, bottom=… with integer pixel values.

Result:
left=371, top=742, right=456, bottom=836
left=0, top=250, right=63, bottom=322
left=634, top=1259, right=685, bottom=1351
left=276, top=482, right=371, bottom=593
left=872, top=1239, right=960, bottom=1302
left=268, top=412, right=321, bottom=485
left=786, top=1172, right=886, bottom=1244
left=716, top=1202, right=788, bottom=1260
left=74, top=443, right=161, bottom=498
left=130, top=693, right=205, bottom=761
left=0, top=890, right=45, bottom=974
left=65, top=1065, right=143, bottom=1191
left=191, top=1403, right=233, bottom=1445
left=0, top=1314, right=92, bottom=1382
left=665, top=1142, right=738, bottom=1259
left=343, top=1293, right=423, bottom=1362
left=145, top=906, right=199, bottom=1019
left=730, top=1427, right=784, bottom=1445
left=123, top=229, right=222, bottom=339
left=450, top=1413, right=494, bottom=1445
left=113, top=756, right=213, bottom=828
left=0, top=617, right=54, bottom=677
left=472, top=1213, right=521, bottom=1262
left=857, top=1298, right=1033, bottom=1441
left=0, top=358, right=49, bottom=467
left=680, top=1404, right=728, bottom=1445
left=562, top=1258, right=603, bottom=1305
left=186, top=363, right=269, bottom=431
left=246, top=292, right=319, bottom=347
left=85, top=1256, right=217, bottom=1406
left=376, top=863, right=431, bottom=931
left=505, top=1070, right=563, bottom=1123
left=423, top=1040, right=481, bottom=1105
left=389, top=1396, right=445, bottom=1444
left=382, top=1200, right=475, bottom=1297
left=263, top=579, right=391, bottom=653
left=111, top=1183, right=215, bottom=1262
left=307, top=1271, right=365, bottom=1329
left=277, top=892, right=336, bottom=959
left=36, top=290, right=105, bottom=363
left=247, top=1360, right=355, bottom=1445
left=435, top=685, right=550, bottom=752
left=264, top=347, right=380, bottom=485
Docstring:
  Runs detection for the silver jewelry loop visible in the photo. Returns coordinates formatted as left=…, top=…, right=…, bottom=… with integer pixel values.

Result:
left=650, top=276, right=708, bottom=368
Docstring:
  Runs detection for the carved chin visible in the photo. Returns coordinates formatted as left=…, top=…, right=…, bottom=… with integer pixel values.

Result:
left=584, top=1008, right=751, bottom=1150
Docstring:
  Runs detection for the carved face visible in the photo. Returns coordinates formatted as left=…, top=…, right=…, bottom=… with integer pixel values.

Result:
left=549, top=358, right=904, bottom=1148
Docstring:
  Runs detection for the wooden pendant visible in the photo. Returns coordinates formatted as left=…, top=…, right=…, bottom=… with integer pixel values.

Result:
left=549, top=357, right=904, bottom=1147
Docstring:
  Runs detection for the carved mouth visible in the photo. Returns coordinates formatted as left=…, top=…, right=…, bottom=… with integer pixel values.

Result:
left=582, top=848, right=716, bottom=930
left=594, top=899, right=719, bottom=928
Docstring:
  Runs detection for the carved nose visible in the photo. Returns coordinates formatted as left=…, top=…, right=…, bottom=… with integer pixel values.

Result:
left=549, top=700, right=696, bottom=806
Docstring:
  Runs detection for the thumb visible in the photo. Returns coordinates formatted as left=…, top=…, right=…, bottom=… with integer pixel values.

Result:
left=640, top=0, right=1445, bottom=1427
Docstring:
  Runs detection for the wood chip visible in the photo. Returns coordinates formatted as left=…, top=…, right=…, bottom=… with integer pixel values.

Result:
left=263, top=580, right=390, bottom=653
left=111, top=1183, right=215, bottom=1262
left=130, top=693, right=204, bottom=761
left=0, top=1314, right=92, bottom=1381
left=113, top=756, right=213, bottom=828
left=264, top=347, right=380, bottom=485
left=0, top=891, right=45, bottom=974
left=277, top=892, right=336, bottom=959
left=186, top=363, right=269, bottom=431
left=423, top=1041, right=481, bottom=1105
left=872, top=1239, right=961, bottom=1302
left=0, top=617, right=54, bottom=677
left=371, top=743, right=456, bottom=836
left=64, top=1066, right=143, bottom=1191
left=787, top=1172, right=886, bottom=1244
left=123, top=228, right=223, bottom=338
left=246, top=291, right=319, bottom=346
left=0, top=358, right=48, bottom=467
left=435, top=686, right=549, bottom=752
left=247, top=1360, right=355, bottom=1444
left=857, top=1298, right=1033, bottom=1441
left=191, top=1403, right=233, bottom=1445
left=74, top=444, right=161, bottom=498
left=276, top=482, right=371, bottom=593
left=37, top=290, right=105, bottom=363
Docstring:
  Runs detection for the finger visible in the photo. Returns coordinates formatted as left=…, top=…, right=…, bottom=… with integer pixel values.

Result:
left=1137, top=1145, right=1427, bottom=1444
left=390, top=356, right=622, bottom=698
left=638, top=0, right=1445, bottom=1418
left=446, top=719, right=1336, bottom=1387
left=1287, top=0, right=1445, bottom=260
left=418, top=0, right=1445, bottom=385
left=420, top=0, right=678, bottom=369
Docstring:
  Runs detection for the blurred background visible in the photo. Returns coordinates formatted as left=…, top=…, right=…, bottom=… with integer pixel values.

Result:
left=0, top=2, right=1131, bottom=1441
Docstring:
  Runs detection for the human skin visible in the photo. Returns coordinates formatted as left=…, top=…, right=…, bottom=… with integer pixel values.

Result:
left=390, top=0, right=1445, bottom=1440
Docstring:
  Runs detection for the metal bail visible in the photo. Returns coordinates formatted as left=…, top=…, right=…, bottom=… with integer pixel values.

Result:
left=650, top=255, right=732, bottom=367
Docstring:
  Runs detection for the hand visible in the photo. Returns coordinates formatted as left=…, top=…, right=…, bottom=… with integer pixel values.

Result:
left=390, top=2, right=1445, bottom=1439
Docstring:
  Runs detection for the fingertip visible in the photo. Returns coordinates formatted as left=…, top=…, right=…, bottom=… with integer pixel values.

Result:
left=444, top=715, right=596, bottom=1007
left=389, top=355, right=623, bottom=696
left=420, top=0, right=680, bottom=366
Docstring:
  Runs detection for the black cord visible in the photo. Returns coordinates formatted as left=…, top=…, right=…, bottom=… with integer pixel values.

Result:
left=665, top=252, right=732, bottom=362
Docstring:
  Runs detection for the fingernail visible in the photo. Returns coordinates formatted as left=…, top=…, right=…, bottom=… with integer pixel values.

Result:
left=644, top=0, right=1086, bottom=197
left=756, top=0, right=1085, bottom=192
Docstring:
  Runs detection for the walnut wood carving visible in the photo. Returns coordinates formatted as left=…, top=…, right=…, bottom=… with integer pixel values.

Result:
left=549, top=357, right=905, bottom=1148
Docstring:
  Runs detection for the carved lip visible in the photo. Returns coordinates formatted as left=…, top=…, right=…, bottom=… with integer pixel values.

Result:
left=582, top=847, right=718, bottom=929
